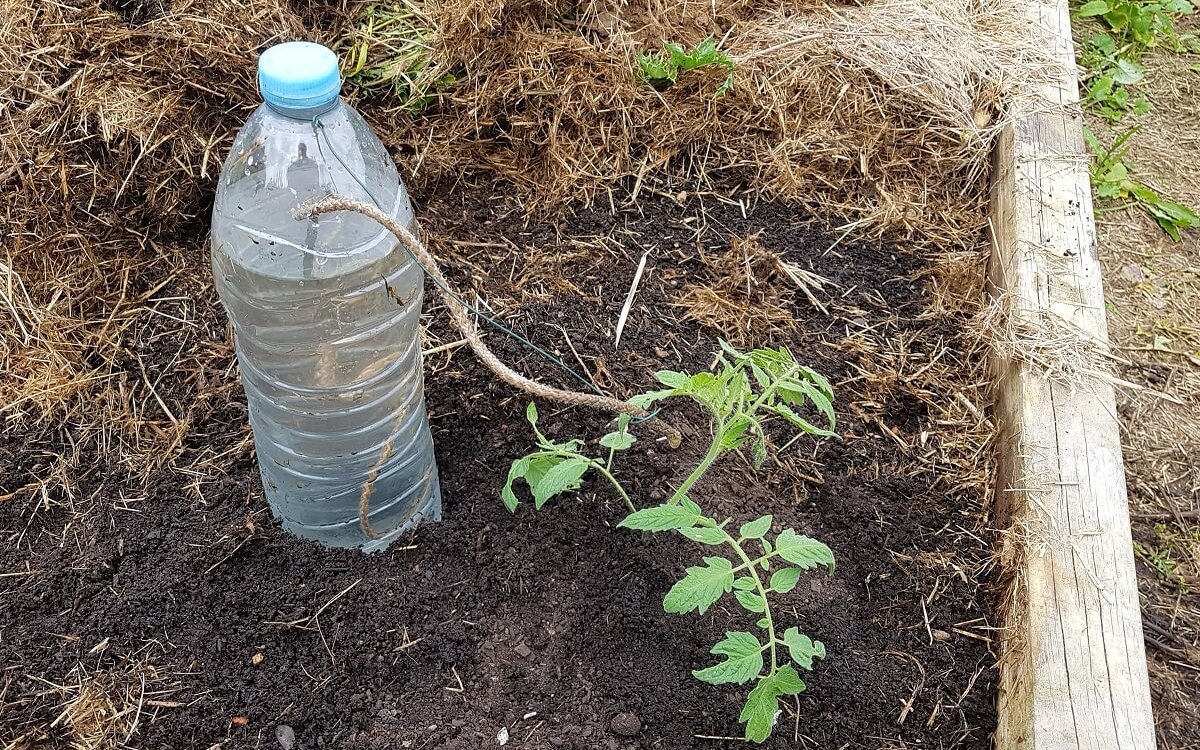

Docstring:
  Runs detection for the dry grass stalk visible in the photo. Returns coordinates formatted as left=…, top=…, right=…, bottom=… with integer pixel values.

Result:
left=675, top=233, right=805, bottom=341
left=39, top=653, right=178, bottom=750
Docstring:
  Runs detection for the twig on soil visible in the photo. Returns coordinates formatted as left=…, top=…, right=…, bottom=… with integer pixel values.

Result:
left=614, top=249, right=649, bottom=350
left=444, top=665, right=465, bottom=693
left=552, top=324, right=597, bottom=387
left=122, top=673, right=146, bottom=746
left=423, top=338, right=467, bottom=356
left=264, top=578, right=363, bottom=629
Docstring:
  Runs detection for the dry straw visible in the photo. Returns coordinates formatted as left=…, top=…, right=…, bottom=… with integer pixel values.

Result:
left=1, top=0, right=1046, bottom=443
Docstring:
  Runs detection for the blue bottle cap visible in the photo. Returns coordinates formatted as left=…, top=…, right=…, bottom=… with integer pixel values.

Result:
left=258, top=41, right=342, bottom=115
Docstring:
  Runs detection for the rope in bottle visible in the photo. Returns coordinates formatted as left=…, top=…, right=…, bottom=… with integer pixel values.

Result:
left=292, top=195, right=675, bottom=540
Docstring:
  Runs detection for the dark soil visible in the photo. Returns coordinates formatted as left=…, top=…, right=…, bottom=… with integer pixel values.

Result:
left=1, top=179, right=997, bottom=749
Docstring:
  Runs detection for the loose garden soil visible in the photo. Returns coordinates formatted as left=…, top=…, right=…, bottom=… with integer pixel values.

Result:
left=1, top=177, right=998, bottom=749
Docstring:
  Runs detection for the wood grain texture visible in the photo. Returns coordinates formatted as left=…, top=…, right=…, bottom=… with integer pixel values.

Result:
left=988, top=1, right=1156, bottom=748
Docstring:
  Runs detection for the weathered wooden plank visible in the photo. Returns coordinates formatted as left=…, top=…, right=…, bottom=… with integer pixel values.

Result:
left=987, top=1, right=1156, bottom=748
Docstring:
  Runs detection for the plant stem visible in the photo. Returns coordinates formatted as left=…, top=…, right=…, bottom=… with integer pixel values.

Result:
left=669, top=364, right=802, bottom=507
left=670, top=427, right=725, bottom=504
left=720, top=527, right=777, bottom=675
left=589, top=460, right=636, bottom=513
left=746, top=363, right=800, bottom=416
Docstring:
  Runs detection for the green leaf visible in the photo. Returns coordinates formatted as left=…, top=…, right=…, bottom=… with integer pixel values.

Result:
left=772, top=664, right=807, bottom=695
left=769, top=567, right=802, bottom=593
left=733, top=576, right=757, bottom=591
left=619, top=504, right=701, bottom=531
left=1076, top=0, right=1110, bottom=16
left=532, top=456, right=591, bottom=509
left=775, top=529, right=836, bottom=571
left=720, top=415, right=753, bottom=449
left=737, top=665, right=809, bottom=741
left=756, top=617, right=770, bottom=629
left=679, top=526, right=727, bottom=545
left=734, top=589, right=766, bottom=613
left=654, top=370, right=691, bottom=389
left=599, top=430, right=636, bottom=451
left=739, top=676, right=781, bottom=742
left=501, top=457, right=530, bottom=512
left=628, top=388, right=674, bottom=410
left=692, top=631, right=764, bottom=685
left=1112, top=57, right=1146, bottom=85
left=679, top=495, right=702, bottom=515
left=526, top=402, right=539, bottom=426
left=663, top=557, right=734, bottom=614
left=740, top=515, right=773, bottom=540
left=782, top=627, right=826, bottom=670
left=501, top=454, right=564, bottom=511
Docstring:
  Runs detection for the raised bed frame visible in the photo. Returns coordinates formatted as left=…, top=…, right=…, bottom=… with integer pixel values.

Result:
left=988, top=0, right=1157, bottom=748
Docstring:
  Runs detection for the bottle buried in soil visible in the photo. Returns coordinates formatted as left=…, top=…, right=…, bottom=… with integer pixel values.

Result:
left=210, top=41, right=440, bottom=550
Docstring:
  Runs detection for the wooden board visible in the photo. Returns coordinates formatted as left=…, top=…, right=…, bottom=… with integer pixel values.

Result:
left=987, top=1, right=1157, bottom=748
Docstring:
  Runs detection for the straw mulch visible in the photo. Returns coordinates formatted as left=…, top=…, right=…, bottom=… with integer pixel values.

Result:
left=2, top=0, right=1041, bottom=425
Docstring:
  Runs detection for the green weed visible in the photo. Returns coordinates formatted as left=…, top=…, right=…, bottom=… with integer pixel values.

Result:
left=503, top=342, right=837, bottom=742
left=340, top=2, right=453, bottom=112
left=1074, top=0, right=1199, bottom=120
left=637, top=37, right=735, bottom=96
left=1084, top=126, right=1199, bottom=240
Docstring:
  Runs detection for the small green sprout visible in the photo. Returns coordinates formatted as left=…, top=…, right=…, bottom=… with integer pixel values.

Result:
left=637, top=36, right=735, bottom=95
left=1084, top=126, right=1199, bottom=240
left=501, top=342, right=837, bottom=742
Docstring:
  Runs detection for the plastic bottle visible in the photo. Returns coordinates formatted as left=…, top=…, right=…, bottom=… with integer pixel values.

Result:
left=210, top=41, right=440, bottom=551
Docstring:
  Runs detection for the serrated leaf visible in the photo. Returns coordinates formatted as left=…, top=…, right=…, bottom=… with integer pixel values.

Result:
left=772, top=664, right=807, bottom=695
left=775, top=529, right=836, bottom=571
left=692, top=631, right=763, bottom=685
left=739, top=676, right=781, bottom=743
left=654, top=370, right=691, bottom=389
left=663, top=557, right=734, bottom=614
left=679, top=495, right=702, bottom=515
left=501, top=454, right=561, bottom=511
left=734, top=589, right=766, bottom=613
left=782, top=627, right=826, bottom=670
left=769, top=567, right=802, bottom=593
left=599, top=430, right=636, bottom=451
left=628, top=388, right=674, bottom=410
left=532, top=456, right=590, bottom=509
left=740, top=515, right=772, bottom=540
left=720, top=415, right=752, bottom=449
left=619, top=504, right=701, bottom=531
left=733, top=576, right=757, bottom=591
left=679, top=526, right=727, bottom=545
left=738, top=666, right=808, bottom=742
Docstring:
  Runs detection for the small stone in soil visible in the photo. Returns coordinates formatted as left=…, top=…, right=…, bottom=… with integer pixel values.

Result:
left=275, top=724, right=295, bottom=750
left=513, top=642, right=532, bottom=658
left=609, top=712, right=641, bottom=737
